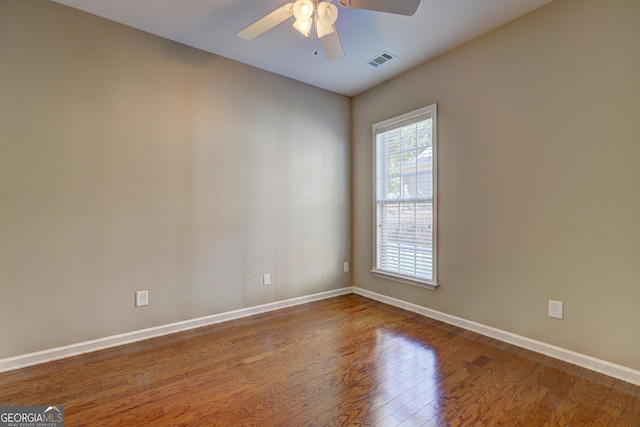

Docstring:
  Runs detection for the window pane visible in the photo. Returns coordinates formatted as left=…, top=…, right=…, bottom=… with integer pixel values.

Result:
left=376, top=201, right=432, bottom=280
left=401, top=126, right=417, bottom=150
left=386, top=153, right=401, bottom=177
left=416, top=172, right=431, bottom=198
left=385, top=177, right=401, bottom=199
left=373, top=105, right=436, bottom=286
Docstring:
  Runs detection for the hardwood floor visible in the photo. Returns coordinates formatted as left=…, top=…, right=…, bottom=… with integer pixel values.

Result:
left=1, top=294, right=639, bottom=426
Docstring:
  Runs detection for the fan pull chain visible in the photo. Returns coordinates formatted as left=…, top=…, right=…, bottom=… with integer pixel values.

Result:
left=313, top=12, right=318, bottom=55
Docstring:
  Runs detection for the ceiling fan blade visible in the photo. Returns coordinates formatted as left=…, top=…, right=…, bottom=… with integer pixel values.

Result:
left=338, top=0, right=420, bottom=16
left=238, top=3, right=294, bottom=40
left=320, top=29, right=344, bottom=62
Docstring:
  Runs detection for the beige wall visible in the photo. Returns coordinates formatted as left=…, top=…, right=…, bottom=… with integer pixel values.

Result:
left=0, top=1, right=351, bottom=358
left=353, top=0, right=640, bottom=370
left=1, top=0, right=638, bottom=374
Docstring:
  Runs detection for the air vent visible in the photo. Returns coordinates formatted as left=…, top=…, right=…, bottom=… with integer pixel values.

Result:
left=366, top=51, right=397, bottom=68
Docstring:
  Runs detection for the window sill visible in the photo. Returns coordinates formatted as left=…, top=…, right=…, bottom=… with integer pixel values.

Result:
left=371, top=270, right=439, bottom=291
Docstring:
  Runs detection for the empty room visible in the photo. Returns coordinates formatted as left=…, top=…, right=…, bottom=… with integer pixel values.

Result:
left=1, top=0, right=638, bottom=425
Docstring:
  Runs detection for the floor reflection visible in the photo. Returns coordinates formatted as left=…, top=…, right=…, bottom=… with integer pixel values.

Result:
left=369, top=328, right=444, bottom=425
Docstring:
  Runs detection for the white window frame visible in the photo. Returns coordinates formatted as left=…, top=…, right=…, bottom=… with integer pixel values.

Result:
left=371, top=104, right=438, bottom=290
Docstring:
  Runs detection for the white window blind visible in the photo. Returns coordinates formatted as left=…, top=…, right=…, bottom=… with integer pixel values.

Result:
left=372, top=104, right=437, bottom=289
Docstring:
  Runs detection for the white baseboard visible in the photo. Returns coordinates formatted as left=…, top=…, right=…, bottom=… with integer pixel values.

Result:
left=0, top=287, right=352, bottom=374
left=3, top=285, right=639, bottom=387
left=353, top=287, right=640, bottom=386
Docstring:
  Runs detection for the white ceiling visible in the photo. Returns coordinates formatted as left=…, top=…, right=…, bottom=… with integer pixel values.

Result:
left=52, top=0, right=553, bottom=97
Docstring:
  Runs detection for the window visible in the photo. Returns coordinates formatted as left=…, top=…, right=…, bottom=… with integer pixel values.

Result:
left=372, top=104, right=437, bottom=289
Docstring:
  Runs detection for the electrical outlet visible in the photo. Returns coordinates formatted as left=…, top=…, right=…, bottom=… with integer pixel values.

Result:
left=549, top=300, right=563, bottom=319
left=344, top=262, right=349, bottom=273
left=135, top=290, right=149, bottom=307
left=263, top=273, right=271, bottom=286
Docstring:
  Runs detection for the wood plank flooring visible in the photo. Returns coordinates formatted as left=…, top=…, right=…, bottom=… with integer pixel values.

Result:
left=1, top=294, right=638, bottom=426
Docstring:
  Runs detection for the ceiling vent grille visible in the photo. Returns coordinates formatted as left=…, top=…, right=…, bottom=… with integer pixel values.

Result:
left=366, top=51, right=397, bottom=68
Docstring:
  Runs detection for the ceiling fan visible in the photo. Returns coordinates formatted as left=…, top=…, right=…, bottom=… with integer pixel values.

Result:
left=237, top=0, right=421, bottom=61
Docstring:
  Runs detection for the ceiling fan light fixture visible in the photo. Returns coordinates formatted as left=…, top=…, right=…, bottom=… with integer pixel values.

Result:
left=293, top=17, right=312, bottom=37
left=316, top=22, right=335, bottom=38
left=240, top=0, right=418, bottom=61
left=293, top=0, right=314, bottom=22
left=317, top=2, right=338, bottom=26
